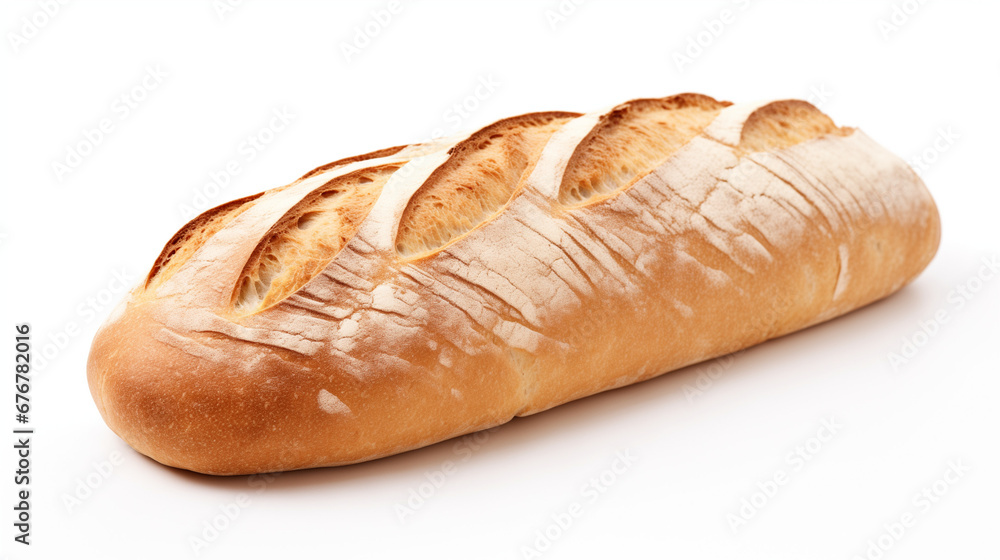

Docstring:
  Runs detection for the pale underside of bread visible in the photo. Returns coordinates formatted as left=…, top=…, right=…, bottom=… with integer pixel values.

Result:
left=88, top=94, right=940, bottom=475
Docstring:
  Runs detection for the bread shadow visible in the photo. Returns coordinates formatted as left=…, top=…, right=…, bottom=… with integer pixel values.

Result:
left=158, top=282, right=924, bottom=492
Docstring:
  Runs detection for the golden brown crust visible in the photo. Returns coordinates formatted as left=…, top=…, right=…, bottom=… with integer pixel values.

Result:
left=396, top=111, right=579, bottom=257
left=144, top=193, right=262, bottom=291
left=87, top=94, right=940, bottom=475
left=233, top=164, right=401, bottom=313
left=558, top=93, right=730, bottom=205
left=297, top=144, right=409, bottom=181
left=738, top=99, right=850, bottom=155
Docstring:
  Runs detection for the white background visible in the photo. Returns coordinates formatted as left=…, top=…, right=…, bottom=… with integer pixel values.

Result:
left=1, top=1, right=998, bottom=558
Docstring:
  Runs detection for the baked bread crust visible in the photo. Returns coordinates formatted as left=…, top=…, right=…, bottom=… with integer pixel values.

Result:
left=87, top=94, right=940, bottom=475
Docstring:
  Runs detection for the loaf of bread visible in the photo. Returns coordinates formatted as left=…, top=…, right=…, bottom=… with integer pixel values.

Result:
left=87, top=94, right=940, bottom=475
